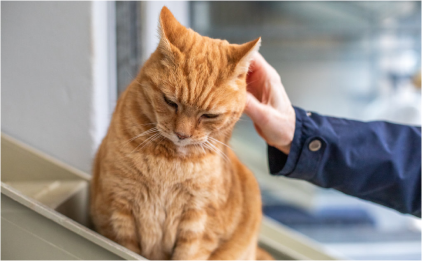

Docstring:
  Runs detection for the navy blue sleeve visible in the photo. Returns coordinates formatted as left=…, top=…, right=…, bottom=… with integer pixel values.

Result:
left=268, top=107, right=421, bottom=217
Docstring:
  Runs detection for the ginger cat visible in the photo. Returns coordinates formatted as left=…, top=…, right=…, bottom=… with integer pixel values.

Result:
left=91, top=7, right=272, bottom=260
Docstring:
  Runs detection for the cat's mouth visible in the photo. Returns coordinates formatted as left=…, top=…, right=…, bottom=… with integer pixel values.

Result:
left=158, top=129, right=207, bottom=149
left=158, top=130, right=193, bottom=147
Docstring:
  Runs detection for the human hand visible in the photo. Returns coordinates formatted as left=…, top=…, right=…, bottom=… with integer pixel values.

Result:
left=244, top=53, right=296, bottom=154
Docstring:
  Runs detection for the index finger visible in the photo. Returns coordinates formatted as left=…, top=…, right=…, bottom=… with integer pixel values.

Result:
left=248, top=52, right=267, bottom=75
left=246, top=52, right=267, bottom=98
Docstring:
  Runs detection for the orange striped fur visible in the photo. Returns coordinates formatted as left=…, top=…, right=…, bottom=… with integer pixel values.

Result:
left=90, top=6, right=272, bottom=260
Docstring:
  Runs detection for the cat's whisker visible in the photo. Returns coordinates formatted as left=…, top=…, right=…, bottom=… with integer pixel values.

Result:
left=131, top=76, right=143, bottom=87
left=213, top=145, right=229, bottom=162
left=157, top=136, right=166, bottom=146
left=142, top=133, right=162, bottom=150
left=131, top=133, right=161, bottom=153
left=200, top=144, right=206, bottom=154
left=138, top=133, right=162, bottom=151
left=202, top=142, right=214, bottom=154
left=210, top=145, right=229, bottom=162
left=236, top=118, right=250, bottom=122
left=209, top=137, right=232, bottom=150
left=245, top=79, right=260, bottom=86
left=194, top=143, right=206, bottom=154
left=193, top=144, right=200, bottom=153
left=157, top=136, right=165, bottom=144
left=124, top=68, right=136, bottom=80
left=122, top=128, right=158, bottom=146
left=205, top=141, right=229, bottom=162
left=210, top=142, right=230, bottom=162
left=126, top=128, right=157, bottom=141
left=230, top=117, right=245, bottom=124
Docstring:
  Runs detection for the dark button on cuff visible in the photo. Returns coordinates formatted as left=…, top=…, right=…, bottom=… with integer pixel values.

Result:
left=309, top=139, right=322, bottom=152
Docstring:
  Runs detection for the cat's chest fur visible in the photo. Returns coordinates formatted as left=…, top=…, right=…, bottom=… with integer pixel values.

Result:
left=134, top=182, right=187, bottom=259
left=130, top=153, right=222, bottom=259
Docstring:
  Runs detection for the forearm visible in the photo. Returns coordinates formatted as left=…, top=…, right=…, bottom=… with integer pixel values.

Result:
left=268, top=107, right=421, bottom=217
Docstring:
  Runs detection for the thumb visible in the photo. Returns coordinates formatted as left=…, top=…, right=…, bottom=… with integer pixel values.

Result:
left=244, top=92, right=269, bottom=127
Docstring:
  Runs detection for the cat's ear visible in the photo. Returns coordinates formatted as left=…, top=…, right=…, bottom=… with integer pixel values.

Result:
left=229, top=37, right=261, bottom=78
left=157, top=6, right=189, bottom=67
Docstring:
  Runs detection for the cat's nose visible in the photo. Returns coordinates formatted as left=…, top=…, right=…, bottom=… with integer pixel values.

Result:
left=175, top=132, right=190, bottom=140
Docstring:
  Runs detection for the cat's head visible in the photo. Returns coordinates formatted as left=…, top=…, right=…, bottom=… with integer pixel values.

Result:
left=137, top=7, right=260, bottom=150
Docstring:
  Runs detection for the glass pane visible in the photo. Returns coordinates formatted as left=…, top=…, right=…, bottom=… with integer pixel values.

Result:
left=190, top=1, right=421, bottom=260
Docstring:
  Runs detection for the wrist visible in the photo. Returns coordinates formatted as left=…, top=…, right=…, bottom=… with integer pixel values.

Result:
left=275, top=144, right=291, bottom=155
left=273, top=106, right=296, bottom=155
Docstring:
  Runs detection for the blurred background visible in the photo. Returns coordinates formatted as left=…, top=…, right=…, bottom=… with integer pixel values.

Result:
left=3, top=1, right=421, bottom=260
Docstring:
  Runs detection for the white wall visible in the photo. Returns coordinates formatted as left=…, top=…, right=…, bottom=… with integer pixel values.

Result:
left=2, top=2, right=115, bottom=173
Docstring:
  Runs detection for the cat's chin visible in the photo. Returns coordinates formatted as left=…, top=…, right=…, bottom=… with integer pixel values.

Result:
left=164, top=138, right=206, bottom=156
left=172, top=140, right=198, bottom=149
left=176, top=145, right=190, bottom=156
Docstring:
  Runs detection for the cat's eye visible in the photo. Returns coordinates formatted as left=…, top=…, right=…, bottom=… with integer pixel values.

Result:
left=201, top=114, right=219, bottom=119
left=163, top=95, right=178, bottom=109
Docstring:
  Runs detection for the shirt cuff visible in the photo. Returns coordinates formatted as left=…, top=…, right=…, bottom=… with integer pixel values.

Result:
left=267, top=106, right=326, bottom=181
